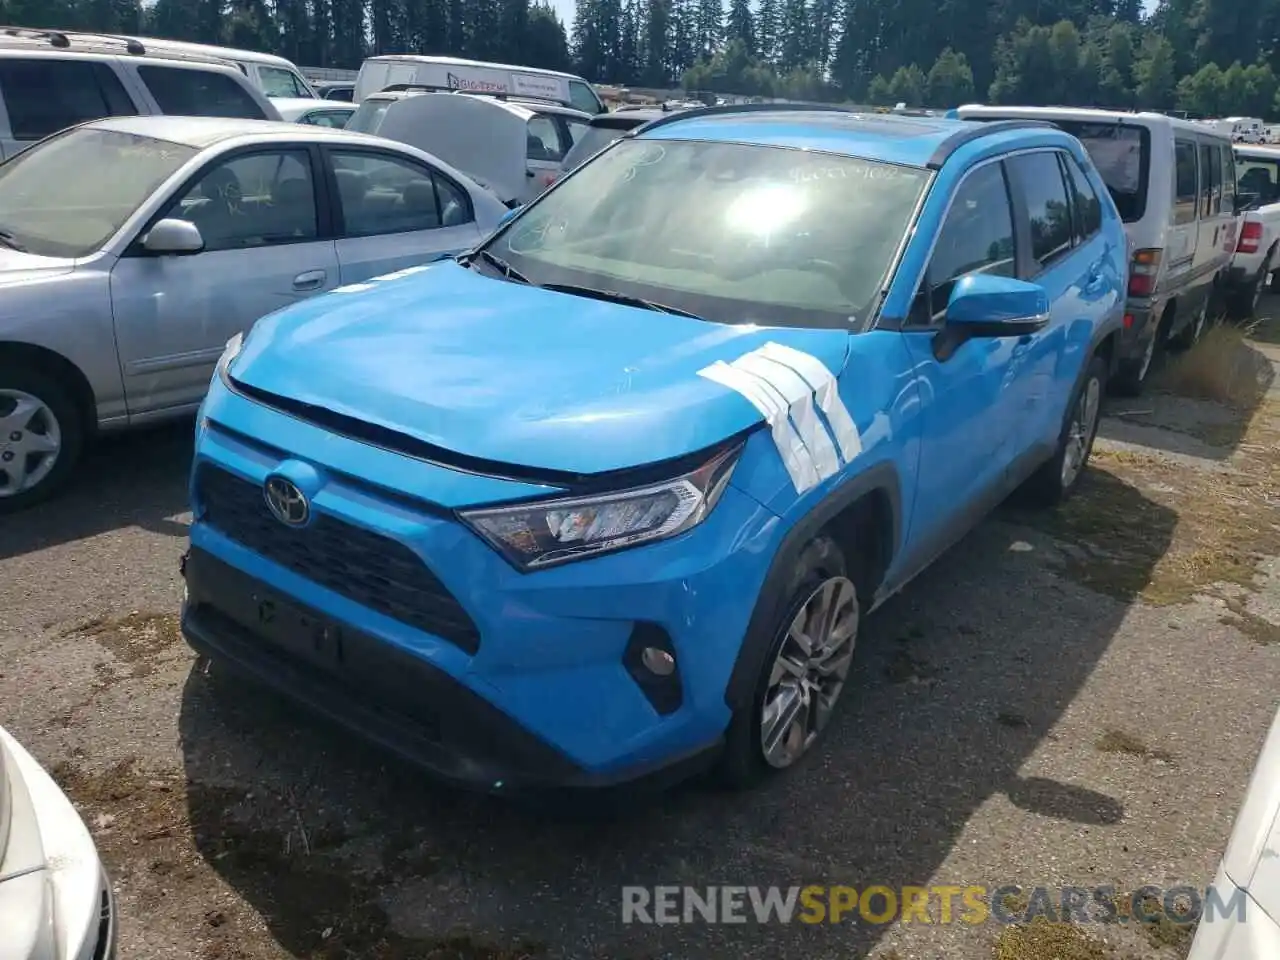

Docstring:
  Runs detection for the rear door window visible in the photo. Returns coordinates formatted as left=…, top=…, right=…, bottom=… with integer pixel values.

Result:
left=1200, top=142, right=1221, bottom=215
left=137, top=65, right=267, bottom=119
left=1008, top=151, right=1074, bottom=271
left=1173, top=139, right=1198, bottom=225
left=1221, top=144, right=1237, bottom=209
left=0, top=59, right=137, bottom=141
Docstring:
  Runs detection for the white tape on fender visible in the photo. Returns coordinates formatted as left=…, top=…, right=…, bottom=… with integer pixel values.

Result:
left=730, top=352, right=840, bottom=482
left=698, top=361, right=820, bottom=494
left=756, top=341, right=862, bottom=463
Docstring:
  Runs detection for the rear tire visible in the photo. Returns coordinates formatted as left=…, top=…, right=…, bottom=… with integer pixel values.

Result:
left=1111, top=330, right=1157, bottom=397
left=1022, top=354, right=1107, bottom=507
left=0, top=363, right=84, bottom=514
left=1230, top=252, right=1274, bottom=320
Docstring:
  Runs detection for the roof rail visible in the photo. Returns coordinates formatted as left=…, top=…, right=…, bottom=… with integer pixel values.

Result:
left=626, top=100, right=860, bottom=136
left=0, top=25, right=148, bottom=54
left=925, top=118, right=1059, bottom=169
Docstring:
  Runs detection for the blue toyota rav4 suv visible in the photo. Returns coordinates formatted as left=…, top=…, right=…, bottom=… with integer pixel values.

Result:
left=182, top=105, right=1127, bottom=793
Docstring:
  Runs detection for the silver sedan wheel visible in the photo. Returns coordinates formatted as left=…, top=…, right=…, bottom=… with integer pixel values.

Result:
left=760, top=576, right=858, bottom=769
left=1060, top=374, right=1102, bottom=489
left=0, top=389, right=62, bottom=497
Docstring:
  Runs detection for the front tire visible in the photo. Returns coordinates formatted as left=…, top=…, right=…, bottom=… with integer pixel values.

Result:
left=0, top=364, right=84, bottom=514
left=1022, top=354, right=1107, bottom=507
left=718, top=536, right=860, bottom=789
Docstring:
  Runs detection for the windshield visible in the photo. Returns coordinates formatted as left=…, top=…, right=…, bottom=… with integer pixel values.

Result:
left=484, top=138, right=930, bottom=328
left=347, top=99, right=392, bottom=134
left=561, top=125, right=636, bottom=172
left=0, top=128, right=196, bottom=258
left=1052, top=121, right=1149, bottom=223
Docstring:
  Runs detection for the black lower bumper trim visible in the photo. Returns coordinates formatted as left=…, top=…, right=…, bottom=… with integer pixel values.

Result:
left=181, top=548, right=720, bottom=795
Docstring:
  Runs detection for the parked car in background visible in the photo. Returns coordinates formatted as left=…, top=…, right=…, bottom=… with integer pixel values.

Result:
left=313, top=80, right=355, bottom=102
left=955, top=105, right=1239, bottom=395
left=272, top=96, right=356, bottom=128
left=114, top=34, right=317, bottom=99
left=344, top=88, right=417, bottom=135
left=0, top=27, right=279, bottom=158
left=374, top=93, right=591, bottom=204
left=1187, top=705, right=1280, bottom=960
left=354, top=54, right=606, bottom=114
left=557, top=106, right=676, bottom=177
left=0, top=722, right=115, bottom=959
left=1226, top=143, right=1280, bottom=317
left=182, top=106, right=1125, bottom=796
left=0, top=116, right=505, bottom=512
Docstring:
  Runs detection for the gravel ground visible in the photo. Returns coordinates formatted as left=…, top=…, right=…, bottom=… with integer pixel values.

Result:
left=2, top=309, right=1278, bottom=960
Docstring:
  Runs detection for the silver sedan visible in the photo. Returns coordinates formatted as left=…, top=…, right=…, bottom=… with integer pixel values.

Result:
left=0, top=115, right=508, bottom=511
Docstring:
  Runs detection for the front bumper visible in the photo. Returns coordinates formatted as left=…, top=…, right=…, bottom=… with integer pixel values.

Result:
left=182, top=547, right=720, bottom=794
left=186, top=380, right=782, bottom=791
left=1186, top=870, right=1280, bottom=960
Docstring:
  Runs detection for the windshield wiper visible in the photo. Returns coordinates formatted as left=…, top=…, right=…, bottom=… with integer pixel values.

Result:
left=463, top=249, right=530, bottom=284
left=0, top=229, right=27, bottom=252
left=539, top=282, right=705, bottom=320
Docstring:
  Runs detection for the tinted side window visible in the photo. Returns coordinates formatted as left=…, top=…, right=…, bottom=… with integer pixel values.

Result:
left=258, top=66, right=309, bottom=98
left=1221, top=144, right=1237, bottom=209
left=330, top=151, right=474, bottom=236
left=166, top=150, right=318, bottom=251
left=0, top=59, right=136, bottom=141
left=137, top=66, right=267, bottom=119
left=911, top=162, right=1015, bottom=324
left=527, top=116, right=566, bottom=161
left=1010, top=151, right=1073, bottom=269
left=1062, top=152, right=1103, bottom=241
left=1200, top=142, right=1220, bottom=215
left=1173, top=140, right=1198, bottom=225
left=568, top=80, right=600, bottom=114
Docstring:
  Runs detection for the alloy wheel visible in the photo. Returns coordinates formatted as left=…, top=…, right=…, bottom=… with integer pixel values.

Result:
left=1060, top=374, right=1102, bottom=489
left=0, top=389, right=62, bottom=498
left=760, top=576, right=858, bottom=769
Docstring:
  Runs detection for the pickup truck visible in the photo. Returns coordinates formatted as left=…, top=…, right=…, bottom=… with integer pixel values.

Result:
left=1227, top=144, right=1280, bottom=318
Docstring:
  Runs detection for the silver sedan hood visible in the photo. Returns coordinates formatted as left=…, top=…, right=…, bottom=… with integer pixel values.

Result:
left=0, top=249, right=74, bottom=286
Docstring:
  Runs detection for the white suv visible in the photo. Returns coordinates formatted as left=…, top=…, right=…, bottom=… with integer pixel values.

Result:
left=0, top=27, right=279, bottom=159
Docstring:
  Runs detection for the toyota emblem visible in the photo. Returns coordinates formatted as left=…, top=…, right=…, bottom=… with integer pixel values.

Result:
left=264, top=476, right=309, bottom=527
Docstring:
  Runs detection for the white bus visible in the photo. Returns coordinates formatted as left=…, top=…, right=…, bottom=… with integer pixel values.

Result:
left=354, top=55, right=605, bottom=114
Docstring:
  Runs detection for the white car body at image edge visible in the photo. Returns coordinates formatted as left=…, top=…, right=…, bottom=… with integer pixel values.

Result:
left=1188, top=705, right=1280, bottom=959
left=0, top=724, right=115, bottom=960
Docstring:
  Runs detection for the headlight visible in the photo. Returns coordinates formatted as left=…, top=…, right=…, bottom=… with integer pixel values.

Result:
left=215, top=331, right=244, bottom=384
left=460, top=443, right=742, bottom=571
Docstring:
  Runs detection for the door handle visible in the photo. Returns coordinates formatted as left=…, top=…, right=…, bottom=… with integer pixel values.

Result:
left=293, top=269, right=326, bottom=291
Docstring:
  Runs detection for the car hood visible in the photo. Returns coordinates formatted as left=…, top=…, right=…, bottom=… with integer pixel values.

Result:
left=0, top=249, right=74, bottom=285
left=230, top=260, right=851, bottom=476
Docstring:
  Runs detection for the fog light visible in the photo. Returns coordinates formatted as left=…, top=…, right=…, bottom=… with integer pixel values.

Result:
left=640, top=646, right=676, bottom=676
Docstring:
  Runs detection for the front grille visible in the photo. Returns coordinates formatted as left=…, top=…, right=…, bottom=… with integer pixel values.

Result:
left=195, top=465, right=480, bottom=653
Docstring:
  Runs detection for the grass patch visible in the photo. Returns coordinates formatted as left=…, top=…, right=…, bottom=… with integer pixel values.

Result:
left=1095, top=728, right=1176, bottom=764
left=1112, top=891, right=1198, bottom=952
left=993, top=918, right=1113, bottom=960
left=1161, top=322, right=1272, bottom=409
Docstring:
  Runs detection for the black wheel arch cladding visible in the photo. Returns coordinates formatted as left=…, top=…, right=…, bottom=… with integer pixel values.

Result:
left=723, top=459, right=901, bottom=711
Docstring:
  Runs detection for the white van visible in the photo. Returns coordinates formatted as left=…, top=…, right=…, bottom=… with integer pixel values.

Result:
left=117, top=36, right=317, bottom=99
left=954, top=105, right=1239, bottom=394
left=1225, top=117, right=1265, bottom=144
left=354, top=55, right=605, bottom=114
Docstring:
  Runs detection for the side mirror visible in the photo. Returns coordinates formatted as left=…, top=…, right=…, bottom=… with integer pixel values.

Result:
left=143, top=218, right=204, bottom=255
left=944, top=273, right=1050, bottom=337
